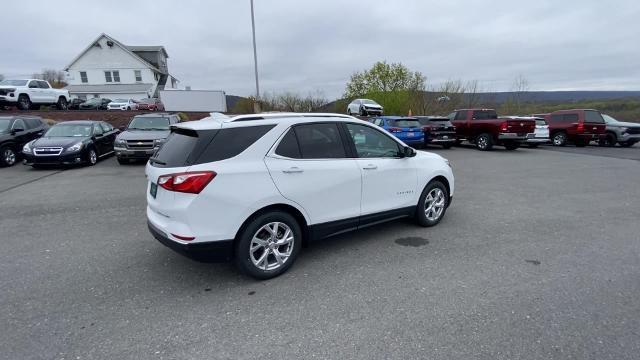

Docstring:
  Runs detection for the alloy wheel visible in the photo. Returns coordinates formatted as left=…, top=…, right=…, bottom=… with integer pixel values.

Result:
left=424, top=188, right=446, bottom=221
left=89, top=150, right=97, bottom=165
left=3, top=148, right=16, bottom=166
left=477, top=136, right=488, bottom=150
left=249, top=222, right=295, bottom=271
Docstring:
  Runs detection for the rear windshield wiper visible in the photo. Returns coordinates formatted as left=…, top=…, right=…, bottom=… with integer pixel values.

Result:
left=149, top=157, right=166, bottom=165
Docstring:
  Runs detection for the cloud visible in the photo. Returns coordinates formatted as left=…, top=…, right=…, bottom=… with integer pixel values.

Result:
left=1, top=0, right=638, bottom=99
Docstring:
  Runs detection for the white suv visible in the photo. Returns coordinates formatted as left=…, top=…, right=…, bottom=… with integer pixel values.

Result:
left=146, top=113, right=454, bottom=279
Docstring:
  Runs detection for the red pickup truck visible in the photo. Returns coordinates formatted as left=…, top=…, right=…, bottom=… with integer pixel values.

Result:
left=533, top=109, right=606, bottom=147
left=448, top=109, right=536, bottom=150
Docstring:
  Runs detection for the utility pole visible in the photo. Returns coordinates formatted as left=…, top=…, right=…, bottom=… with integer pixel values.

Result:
left=250, top=0, right=261, bottom=112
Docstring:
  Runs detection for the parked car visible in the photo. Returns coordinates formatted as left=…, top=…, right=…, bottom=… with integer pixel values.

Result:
left=68, top=98, right=86, bottom=110
left=599, top=114, right=640, bottom=147
left=369, top=116, right=424, bottom=147
left=347, top=99, right=383, bottom=116
left=0, top=116, right=48, bottom=167
left=508, top=116, right=550, bottom=148
left=107, top=98, right=138, bottom=111
left=136, top=98, right=164, bottom=111
left=448, top=109, right=536, bottom=150
left=78, top=97, right=112, bottom=110
left=114, top=113, right=180, bottom=164
left=415, top=116, right=457, bottom=149
left=0, top=79, right=70, bottom=110
left=145, top=113, right=454, bottom=279
left=535, top=109, right=607, bottom=147
left=22, top=120, right=118, bottom=167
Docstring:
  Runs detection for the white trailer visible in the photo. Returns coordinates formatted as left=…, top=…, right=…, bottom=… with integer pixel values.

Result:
left=159, top=89, right=227, bottom=112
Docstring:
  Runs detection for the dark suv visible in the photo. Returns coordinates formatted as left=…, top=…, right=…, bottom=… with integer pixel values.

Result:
left=0, top=116, right=48, bottom=166
left=415, top=116, right=457, bottom=149
left=114, top=113, right=180, bottom=164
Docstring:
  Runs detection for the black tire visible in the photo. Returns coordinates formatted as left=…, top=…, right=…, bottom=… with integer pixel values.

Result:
left=454, top=139, right=462, bottom=146
left=528, top=143, right=539, bottom=148
left=552, top=132, right=567, bottom=146
left=442, top=143, right=453, bottom=149
left=359, top=107, right=366, bottom=116
left=415, top=180, right=449, bottom=227
left=126, top=106, right=131, bottom=111
left=234, top=211, right=302, bottom=280
left=56, top=97, right=68, bottom=110
left=475, top=133, right=493, bottom=151
left=17, top=95, right=31, bottom=110
left=619, top=141, right=635, bottom=148
left=0, top=145, right=17, bottom=167
left=504, top=142, right=520, bottom=150
left=87, top=148, right=98, bottom=166
left=599, top=133, right=616, bottom=147
left=116, top=157, right=128, bottom=165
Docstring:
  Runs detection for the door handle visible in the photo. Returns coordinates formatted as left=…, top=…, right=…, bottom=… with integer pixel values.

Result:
left=362, top=164, right=378, bottom=170
left=283, top=167, right=303, bottom=174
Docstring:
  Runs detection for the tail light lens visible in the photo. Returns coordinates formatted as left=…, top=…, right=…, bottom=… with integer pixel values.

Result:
left=157, top=171, right=216, bottom=194
left=576, top=122, right=584, bottom=132
left=389, top=127, right=402, bottom=133
left=500, top=122, right=509, bottom=132
left=421, top=125, right=431, bottom=132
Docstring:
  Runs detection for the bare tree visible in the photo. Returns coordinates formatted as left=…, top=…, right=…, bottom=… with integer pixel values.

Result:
left=502, top=75, right=530, bottom=115
left=32, top=69, right=67, bottom=88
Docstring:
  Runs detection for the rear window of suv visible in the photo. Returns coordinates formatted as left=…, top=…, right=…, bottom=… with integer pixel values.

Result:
left=391, top=120, right=420, bottom=128
left=150, top=125, right=275, bottom=167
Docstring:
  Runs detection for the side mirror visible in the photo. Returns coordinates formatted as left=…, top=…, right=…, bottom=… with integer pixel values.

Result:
left=403, top=146, right=417, bottom=158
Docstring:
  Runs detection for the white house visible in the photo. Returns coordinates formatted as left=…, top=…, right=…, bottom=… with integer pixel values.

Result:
left=64, top=33, right=179, bottom=100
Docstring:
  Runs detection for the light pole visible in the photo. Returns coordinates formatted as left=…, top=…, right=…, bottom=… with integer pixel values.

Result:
left=250, top=0, right=260, bottom=112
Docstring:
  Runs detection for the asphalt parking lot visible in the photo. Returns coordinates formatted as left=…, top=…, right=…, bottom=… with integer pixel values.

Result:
left=2, top=145, right=640, bottom=359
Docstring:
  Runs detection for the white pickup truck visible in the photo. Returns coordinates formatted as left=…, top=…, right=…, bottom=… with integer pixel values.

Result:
left=0, top=79, right=70, bottom=110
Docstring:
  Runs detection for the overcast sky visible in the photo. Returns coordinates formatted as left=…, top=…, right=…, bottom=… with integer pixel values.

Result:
left=2, top=0, right=639, bottom=99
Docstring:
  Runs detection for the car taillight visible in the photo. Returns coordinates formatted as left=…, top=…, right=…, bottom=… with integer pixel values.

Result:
left=157, top=171, right=216, bottom=194
left=389, top=127, right=402, bottom=133
left=500, top=122, right=509, bottom=132
left=576, top=122, right=584, bottom=132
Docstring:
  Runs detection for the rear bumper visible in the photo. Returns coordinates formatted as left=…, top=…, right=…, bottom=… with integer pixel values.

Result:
left=148, top=221, right=234, bottom=263
left=498, top=133, right=528, bottom=140
left=525, top=138, right=550, bottom=143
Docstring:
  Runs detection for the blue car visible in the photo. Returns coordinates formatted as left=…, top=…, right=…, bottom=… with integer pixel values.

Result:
left=369, top=116, right=424, bottom=147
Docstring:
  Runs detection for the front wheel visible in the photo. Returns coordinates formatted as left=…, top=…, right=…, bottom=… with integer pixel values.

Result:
left=87, top=148, right=98, bottom=166
left=415, top=180, right=449, bottom=227
left=359, top=107, right=367, bottom=116
left=475, top=133, right=493, bottom=151
left=234, top=211, right=301, bottom=279
left=552, top=132, right=567, bottom=146
left=56, top=97, right=68, bottom=110
left=17, top=95, right=31, bottom=110
left=0, top=146, right=17, bottom=167
left=599, top=133, right=616, bottom=147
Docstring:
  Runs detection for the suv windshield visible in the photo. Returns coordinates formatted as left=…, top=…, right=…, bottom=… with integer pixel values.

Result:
left=0, top=118, right=11, bottom=132
left=46, top=124, right=93, bottom=137
left=0, top=80, right=28, bottom=86
left=128, top=117, right=170, bottom=130
left=391, top=119, right=420, bottom=128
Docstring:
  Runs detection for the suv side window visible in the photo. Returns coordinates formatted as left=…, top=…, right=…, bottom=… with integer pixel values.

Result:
left=38, top=81, right=50, bottom=89
left=195, top=125, right=276, bottom=163
left=93, top=124, right=104, bottom=136
left=454, top=111, right=468, bottom=120
left=346, top=123, right=401, bottom=158
left=584, top=110, right=604, bottom=123
left=563, top=114, right=579, bottom=123
left=275, top=128, right=301, bottom=158
left=293, top=123, right=347, bottom=159
left=12, top=119, right=26, bottom=131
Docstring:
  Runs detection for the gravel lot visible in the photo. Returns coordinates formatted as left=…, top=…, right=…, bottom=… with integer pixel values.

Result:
left=1, top=145, right=639, bottom=359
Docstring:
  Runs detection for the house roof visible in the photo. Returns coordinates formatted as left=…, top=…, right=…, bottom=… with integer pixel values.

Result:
left=64, top=33, right=163, bottom=73
left=65, top=83, right=154, bottom=94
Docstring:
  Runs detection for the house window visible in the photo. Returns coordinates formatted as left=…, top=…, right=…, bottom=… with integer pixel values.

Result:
left=80, top=71, right=88, bottom=83
left=104, top=71, right=120, bottom=83
left=134, top=70, right=142, bottom=82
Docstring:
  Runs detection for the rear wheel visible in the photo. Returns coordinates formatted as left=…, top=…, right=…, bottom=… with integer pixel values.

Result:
left=475, top=133, right=493, bottom=151
left=0, top=145, right=17, bottom=167
left=415, top=180, right=449, bottom=227
left=552, top=132, right=567, bottom=146
left=504, top=142, right=520, bottom=150
left=234, top=211, right=301, bottom=279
